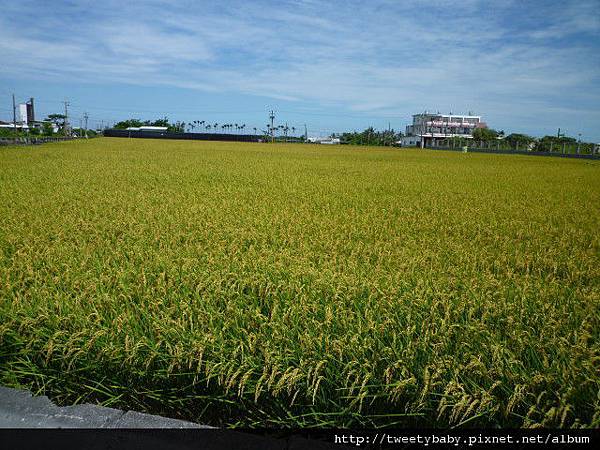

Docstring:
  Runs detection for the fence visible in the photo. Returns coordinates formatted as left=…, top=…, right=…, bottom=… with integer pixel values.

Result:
left=425, top=139, right=599, bottom=159
left=0, top=136, right=77, bottom=146
left=103, top=129, right=262, bottom=142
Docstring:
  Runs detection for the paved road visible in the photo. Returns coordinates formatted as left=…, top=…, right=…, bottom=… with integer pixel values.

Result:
left=0, top=386, right=207, bottom=428
left=0, top=386, right=337, bottom=449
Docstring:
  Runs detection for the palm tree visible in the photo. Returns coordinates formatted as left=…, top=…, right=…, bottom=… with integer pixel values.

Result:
left=206, top=124, right=211, bottom=131
left=214, top=123, right=218, bottom=133
left=291, top=126, right=296, bottom=136
left=253, top=127, right=257, bottom=135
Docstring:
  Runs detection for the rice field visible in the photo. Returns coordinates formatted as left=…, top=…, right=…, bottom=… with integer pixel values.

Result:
left=0, top=138, right=599, bottom=428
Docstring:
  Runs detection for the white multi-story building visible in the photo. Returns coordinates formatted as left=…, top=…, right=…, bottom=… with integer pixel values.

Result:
left=400, top=112, right=487, bottom=147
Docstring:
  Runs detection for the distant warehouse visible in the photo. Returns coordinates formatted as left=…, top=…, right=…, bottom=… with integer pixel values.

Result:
left=400, top=112, right=487, bottom=147
left=125, top=126, right=168, bottom=132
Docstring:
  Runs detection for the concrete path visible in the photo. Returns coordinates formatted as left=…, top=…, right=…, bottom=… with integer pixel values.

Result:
left=0, top=386, right=340, bottom=448
left=0, top=386, right=208, bottom=428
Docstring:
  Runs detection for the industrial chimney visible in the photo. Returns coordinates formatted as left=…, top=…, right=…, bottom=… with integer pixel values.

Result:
left=26, top=98, right=35, bottom=123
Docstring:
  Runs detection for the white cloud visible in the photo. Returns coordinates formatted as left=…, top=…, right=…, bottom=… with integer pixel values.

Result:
left=0, top=0, right=598, bottom=138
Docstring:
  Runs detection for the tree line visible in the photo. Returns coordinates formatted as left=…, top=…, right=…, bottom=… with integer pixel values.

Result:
left=457, top=128, right=595, bottom=153
left=114, top=118, right=185, bottom=133
left=114, top=118, right=256, bottom=135
left=337, top=127, right=401, bottom=146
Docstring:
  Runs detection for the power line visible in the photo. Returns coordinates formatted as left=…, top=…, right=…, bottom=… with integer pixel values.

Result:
left=69, top=104, right=267, bottom=115
left=6, top=91, right=406, bottom=135
left=68, top=102, right=406, bottom=121
left=21, top=95, right=407, bottom=128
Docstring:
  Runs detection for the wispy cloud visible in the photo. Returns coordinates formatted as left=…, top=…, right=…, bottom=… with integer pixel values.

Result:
left=0, top=0, right=598, bottom=138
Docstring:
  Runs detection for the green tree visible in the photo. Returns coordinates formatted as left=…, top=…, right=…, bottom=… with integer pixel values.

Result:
left=472, top=127, right=499, bottom=141
left=535, top=135, right=577, bottom=152
left=45, top=114, right=66, bottom=128
left=339, top=128, right=402, bottom=146
left=114, top=119, right=143, bottom=129
left=167, top=121, right=185, bottom=133
left=505, top=133, right=535, bottom=148
left=42, top=122, right=54, bottom=136
left=0, top=128, right=16, bottom=137
left=152, top=118, right=170, bottom=128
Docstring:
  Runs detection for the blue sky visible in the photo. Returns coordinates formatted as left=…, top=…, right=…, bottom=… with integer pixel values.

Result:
left=1, top=0, right=599, bottom=140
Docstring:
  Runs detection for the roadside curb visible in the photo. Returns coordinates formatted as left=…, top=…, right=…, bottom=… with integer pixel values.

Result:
left=0, top=386, right=340, bottom=448
left=0, top=386, right=209, bottom=429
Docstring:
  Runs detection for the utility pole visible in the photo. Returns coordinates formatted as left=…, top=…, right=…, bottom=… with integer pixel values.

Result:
left=269, top=110, right=275, bottom=143
left=304, top=124, right=307, bottom=142
left=62, top=100, right=70, bottom=136
left=12, top=93, right=17, bottom=136
left=83, top=112, right=89, bottom=138
left=577, top=133, right=581, bottom=154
